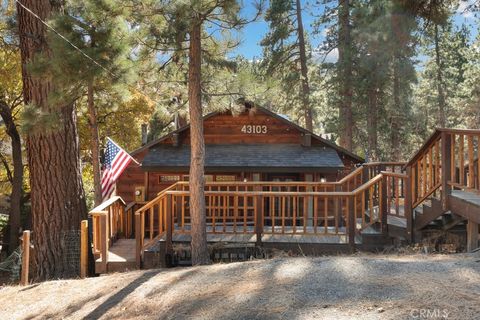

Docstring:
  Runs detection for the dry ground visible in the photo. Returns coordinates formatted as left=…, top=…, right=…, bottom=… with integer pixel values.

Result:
left=1, top=252, right=480, bottom=320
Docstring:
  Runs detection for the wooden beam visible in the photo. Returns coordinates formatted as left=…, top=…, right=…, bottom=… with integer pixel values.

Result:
left=467, top=220, right=479, bottom=252
left=348, top=197, right=355, bottom=251
left=80, top=220, right=88, bottom=278
left=255, top=195, right=263, bottom=246
left=165, top=194, right=173, bottom=259
left=380, top=176, right=388, bottom=235
left=20, top=230, right=30, bottom=286
left=405, top=166, right=413, bottom=243
left=135, top=213, right=142, bottom=269
left=448, top=194, right=480, bottom=224
left=99, top=214, right=108, bottom=273
left=441, top=132, right=452, bottom=210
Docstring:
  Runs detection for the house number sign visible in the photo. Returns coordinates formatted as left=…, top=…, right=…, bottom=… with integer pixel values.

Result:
left=241, top=125, right=268, bottom=134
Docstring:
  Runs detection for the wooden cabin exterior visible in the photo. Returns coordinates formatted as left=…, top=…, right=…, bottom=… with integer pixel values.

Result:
left=116, top=102, right=363, bottom=203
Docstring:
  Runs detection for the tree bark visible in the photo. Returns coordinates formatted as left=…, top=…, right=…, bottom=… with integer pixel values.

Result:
left=338, top=0, right=353, bottom=151
left=87, top=80, right=102, bottom=206
left=434, top=23, right=446, bottom=128
left=0, top=100, right=23, bottom=254
left=188, top=17, right=209, bottom=265
left=367, top=88, right=378, bottom=161
left=391, top=56, right=401, bottom=161
left=295, top=0, right=313, bottom=132
left=17, top=0, right=88, bottom=280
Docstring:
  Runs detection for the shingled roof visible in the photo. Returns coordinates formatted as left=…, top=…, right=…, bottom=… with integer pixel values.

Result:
left=142, top=144, right=344, bottom=172
left=130, top=101, right=364, bottom=163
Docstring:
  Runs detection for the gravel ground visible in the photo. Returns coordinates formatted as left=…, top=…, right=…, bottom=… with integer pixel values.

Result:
left=0, top=252, right=479, bottom=320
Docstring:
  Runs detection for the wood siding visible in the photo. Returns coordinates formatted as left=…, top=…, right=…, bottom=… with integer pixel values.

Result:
left=116, top=107, right=362, bottom=203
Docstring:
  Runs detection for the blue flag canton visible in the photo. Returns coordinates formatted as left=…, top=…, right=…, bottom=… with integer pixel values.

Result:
left=104, top=140, right=121, bottom=169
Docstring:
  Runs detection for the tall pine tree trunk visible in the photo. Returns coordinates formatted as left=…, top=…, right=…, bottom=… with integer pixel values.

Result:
left=17, top=0, right=87, bottom=280
left=338, top=0, right=353, bottom=151
left=434, top=23, right=446, bottom=128
left=367, top=88, right=378, bottom=161
left=87, top=80, right=102, bottom=206
left=391, top=56, right=401, bottom=161
left=0, top=101, right=23, bottom=253
left=295, top=0, right=313, bottom=132
left=188, top=17, right=209, bottom=265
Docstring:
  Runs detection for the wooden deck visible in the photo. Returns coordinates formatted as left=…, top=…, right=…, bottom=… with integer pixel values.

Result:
left=451, top=190, right=480, bottom=207
left=95, top=239, right=137, bottom=273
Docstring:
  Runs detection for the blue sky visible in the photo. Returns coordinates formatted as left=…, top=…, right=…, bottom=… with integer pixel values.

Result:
left=228, top=0, right=478, bottom=61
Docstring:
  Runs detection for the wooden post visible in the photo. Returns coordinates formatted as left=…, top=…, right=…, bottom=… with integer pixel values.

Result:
left=165, top=194, right=173, bottom=260
left=135, top=212, right=142, bottom=269
left=362, top=166, right=369, bottom=211
left=467, top=220, right=479, bottom=252
left=80, top=220, right=88, bottom=278
left=20, top=230, right=30, bottom=286
left=334, top=185, right=342, bottom=227
left=380, top=176, right=388, bottom=235
left=441, top=132, right=452, bottom=210
left=255, top=195, right=263, bottom=246
left=348, top=197, right=355, bottom=251
left=99, top=214, right=108, bottom=273
left=405, top=166, right=413, bottom=243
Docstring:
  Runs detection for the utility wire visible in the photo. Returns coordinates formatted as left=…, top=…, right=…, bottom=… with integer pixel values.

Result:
left=15, top=0, right=162, bottom=106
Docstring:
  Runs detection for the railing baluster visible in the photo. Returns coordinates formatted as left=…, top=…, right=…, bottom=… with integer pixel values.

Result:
left=460, top=134, right=465, bottom=185
left=468, top=135, right=474, bottom=188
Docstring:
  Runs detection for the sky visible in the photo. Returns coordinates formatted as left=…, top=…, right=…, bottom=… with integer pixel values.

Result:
left=227, top=0, right=478, bottom=62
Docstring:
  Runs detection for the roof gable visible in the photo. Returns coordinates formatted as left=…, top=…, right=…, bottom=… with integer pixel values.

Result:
left=131, top=102, right=364, bottom=163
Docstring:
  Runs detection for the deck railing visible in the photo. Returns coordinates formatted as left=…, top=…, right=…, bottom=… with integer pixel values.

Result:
left=405, top=129, right=480, bottom=212
left=89, top=196, right=129, bottom=273
left=446, top=129, right=480, bottom=193
left=133, top=166, right=410, bottom=266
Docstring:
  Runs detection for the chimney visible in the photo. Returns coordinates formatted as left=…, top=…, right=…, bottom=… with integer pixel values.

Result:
left=141, top=124, right=148, bottom=145
left=302, top=133, right=311, bottom=147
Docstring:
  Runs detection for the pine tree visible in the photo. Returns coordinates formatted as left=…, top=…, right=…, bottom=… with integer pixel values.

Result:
left=130, top=0, right=258, bottom=265
left=46, top=0, right=132, bottom=206
left=261, top=0, right=314, bottom=131
left=16, top=0, right=88, bottom=280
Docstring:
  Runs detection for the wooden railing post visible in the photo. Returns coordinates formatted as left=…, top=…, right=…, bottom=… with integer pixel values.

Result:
left=135, top=212, right=142, bottom=269
left=467, top=220, right=479, bottom=252
left=165, top=194, right=173, bottom=264
left=99, top=214, right=108, bottom=273
left=348, top=196, right=355, bottom=251
left=405, top=166, right=413, bottom=243
left=255, top=195, right=263, bottom=246
left=334, top=185, right=342, bottom=227
left=380, top=175, right=388, bottom=235
left=20, top=230, right=30, bottom=286
left=80, top=220, right=88, bottom=278
left=441, top=132, right=452, bottom=210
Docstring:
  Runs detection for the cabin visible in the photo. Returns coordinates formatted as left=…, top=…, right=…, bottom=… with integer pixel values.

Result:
left=87, top=102, right=480, bottom=274
left=116, top=101, right=363, bottom=204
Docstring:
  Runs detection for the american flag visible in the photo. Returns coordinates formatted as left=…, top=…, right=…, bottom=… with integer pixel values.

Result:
left=101, top=138, right=134, bottom=200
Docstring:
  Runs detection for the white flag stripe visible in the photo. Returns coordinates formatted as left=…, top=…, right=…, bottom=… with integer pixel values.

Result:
left=112, top=154, right=131, bottom=180
left=111, top=152, right=129, bottom=173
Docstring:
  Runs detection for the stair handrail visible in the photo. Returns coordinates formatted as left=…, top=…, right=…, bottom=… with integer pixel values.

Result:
left=88, top=196, right=127, bottom=273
